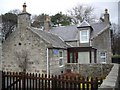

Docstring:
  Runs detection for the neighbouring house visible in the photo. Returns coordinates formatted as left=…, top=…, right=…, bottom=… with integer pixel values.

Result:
left=2, top=3, right=112, bottom=75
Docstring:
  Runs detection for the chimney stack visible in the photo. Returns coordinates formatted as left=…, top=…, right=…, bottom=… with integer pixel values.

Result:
left=44, top=15, right=51, bottom=31
left=18, top=3, right=31, bottom=29
left=104, top=9, right=110, bottom=24
left=22, top=3, right=27, bottom=13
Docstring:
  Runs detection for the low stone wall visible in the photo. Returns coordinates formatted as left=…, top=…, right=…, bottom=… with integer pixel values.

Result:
left=64, top=63, right=113, bottom=78
left=98, top=64, right=120, bottom=90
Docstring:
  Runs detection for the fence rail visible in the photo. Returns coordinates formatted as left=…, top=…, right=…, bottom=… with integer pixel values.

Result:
left=2, top=71, right=103, bottom=90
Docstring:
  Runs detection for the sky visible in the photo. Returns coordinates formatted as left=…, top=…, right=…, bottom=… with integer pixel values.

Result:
left=0, top=0, right=119, bottom=24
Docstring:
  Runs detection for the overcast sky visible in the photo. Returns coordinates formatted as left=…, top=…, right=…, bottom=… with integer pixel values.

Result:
left=0, top=0, right=119, bottom=24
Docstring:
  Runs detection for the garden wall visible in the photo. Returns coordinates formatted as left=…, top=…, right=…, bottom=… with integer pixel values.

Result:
left=64, top=63, right=113, bottom=78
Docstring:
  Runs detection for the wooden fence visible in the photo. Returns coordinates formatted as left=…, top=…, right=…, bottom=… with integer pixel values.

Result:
left=2, top=71, right=103, bottom=90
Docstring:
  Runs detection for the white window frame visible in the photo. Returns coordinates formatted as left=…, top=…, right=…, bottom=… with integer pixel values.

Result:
left=59, top=51, right=63, bottom=67
left=80, top=30, right=89, bottom=43
left=100, top=52, right=107, bottom=63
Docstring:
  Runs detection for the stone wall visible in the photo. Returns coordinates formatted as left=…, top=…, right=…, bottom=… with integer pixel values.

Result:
left=98, top=64, right=120, bottom=90
left=2, top=28, right=49, bottom=74
left=92, top=28, right=112, bottom=63
left=2, top=27, right=68, bottom=75
left=65, top=63, right=113, bottom=77
left=49, top=49, right=67, bottom=75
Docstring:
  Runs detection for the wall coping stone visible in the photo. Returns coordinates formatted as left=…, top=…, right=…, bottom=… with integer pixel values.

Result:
left=98, top=64, right=120, bottom=89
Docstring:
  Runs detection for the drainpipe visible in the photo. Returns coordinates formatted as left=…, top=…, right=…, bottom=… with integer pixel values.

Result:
left=47, top=48, right=49, bottom=78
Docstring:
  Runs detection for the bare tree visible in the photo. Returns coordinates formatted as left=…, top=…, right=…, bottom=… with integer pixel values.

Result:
left=9, top=9, right=21, bottom=15
left=111, top=23, right=120, bottom=55
left=67, top=5, right=96, bottom=24
left=14, top=50, right=29, bottom=73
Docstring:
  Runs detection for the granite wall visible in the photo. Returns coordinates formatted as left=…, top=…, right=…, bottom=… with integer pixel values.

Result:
left=98, top=64, right=120, bottom=90
left=65, top=63, right=113, bottom=78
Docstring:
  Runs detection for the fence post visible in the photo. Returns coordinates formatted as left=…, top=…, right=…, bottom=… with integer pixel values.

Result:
left=1, top=71, right=5, bottom=90
left=54, top=75, right=57, bottom=89
left=52, top=75, right=57, bottom=90
left=22, top=72, right=26, bottom=90
left=0, top=71, right=2, bottom=90
left=94, top=77, right=99, bottom=90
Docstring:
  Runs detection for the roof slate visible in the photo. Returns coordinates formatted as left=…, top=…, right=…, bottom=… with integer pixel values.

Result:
left=50, top=21, right=110, bottom=41
left=29, top=21, right=110, bottom=48
left=50, top=25, right=78, bottom=41
left=91, top=22, right=109, bottom=38
left=30, top=27, right=69, bottom=49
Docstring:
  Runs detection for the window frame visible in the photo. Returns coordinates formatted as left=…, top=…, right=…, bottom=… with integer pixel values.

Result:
left=80, top=30, right=89, bottom=43
left=59, top=51, right=64, bottom=67
left=100, top=52, right=107, bottom=63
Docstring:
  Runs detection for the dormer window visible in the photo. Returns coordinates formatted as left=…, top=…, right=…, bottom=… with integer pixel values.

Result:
left=80, top=30, right=89, bottom=43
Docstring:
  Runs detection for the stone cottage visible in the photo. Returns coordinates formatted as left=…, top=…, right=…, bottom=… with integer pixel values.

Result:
left=50, top=9, right=111, bottom=64
left=2, top=3, right=69, bottom=75
left=2, top=3, right=112, bottom=75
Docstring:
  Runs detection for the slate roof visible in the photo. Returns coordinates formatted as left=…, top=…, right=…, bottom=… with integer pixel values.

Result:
left=29, top=27, right=70, bottom=49
left=50, top=21, right=110, bottom=41
left=50, top=25, right=78, bottom=41
left=91, top=22, right=110, bottom=38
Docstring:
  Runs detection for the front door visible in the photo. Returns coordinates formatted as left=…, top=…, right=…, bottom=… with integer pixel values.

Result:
left=78, top=52, right=90, bottom=64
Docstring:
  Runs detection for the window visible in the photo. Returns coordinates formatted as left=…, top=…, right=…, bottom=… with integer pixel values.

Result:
left=59, top=51, right=63, bottom=66
left=78, top=52, right=89, bottom=64
left=80, top=30, right=89, bottom=43
left=70, top=53, right=73, bottom=63
left=69, top=52, right=77, bottom=63
left=74, top=53, right=77, bottom=63
left=59, top=51, right=63, bottom=57
left=59, top=58, right=63, bottom=66
left=100, top=52, right=106, bottom=63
